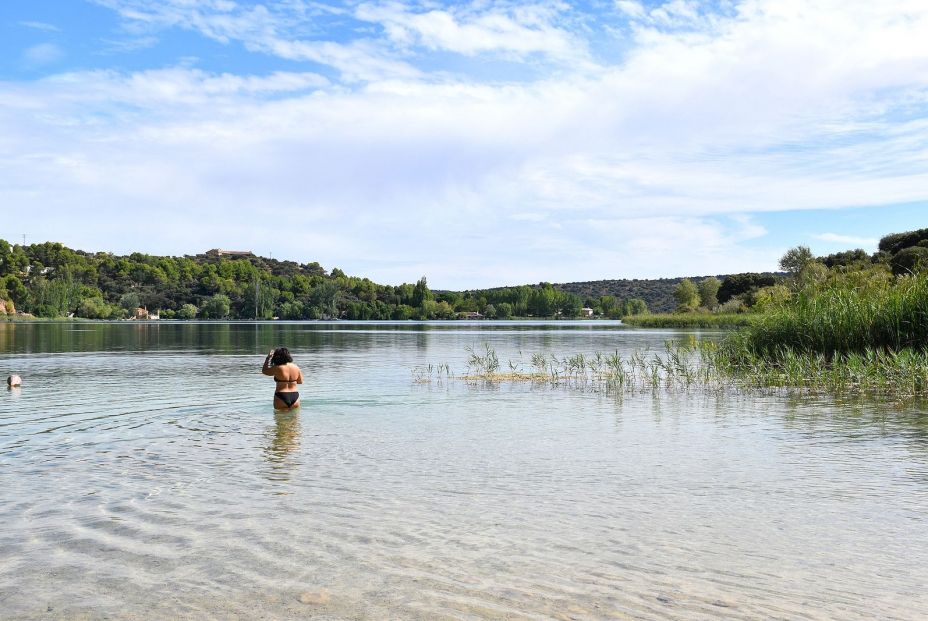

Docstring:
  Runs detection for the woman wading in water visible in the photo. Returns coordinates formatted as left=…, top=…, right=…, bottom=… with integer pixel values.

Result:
left=262, top=347, right=303, bottom=409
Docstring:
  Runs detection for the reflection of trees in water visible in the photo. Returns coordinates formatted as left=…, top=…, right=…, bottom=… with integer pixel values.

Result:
left=2, top=321, right=631, bottom=358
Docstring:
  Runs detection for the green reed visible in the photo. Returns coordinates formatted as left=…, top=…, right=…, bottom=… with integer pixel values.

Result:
left=415, top=335, right=928, bottom=398
left=622, top=313, right=756, bottom=329
left=726, top=272, right=928, bottom=359
left=415, top=342, right=729, bottom=393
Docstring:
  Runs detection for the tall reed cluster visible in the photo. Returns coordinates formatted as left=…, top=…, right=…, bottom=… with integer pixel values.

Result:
left=622, top=313, right=755, bottom=329
left=724, top=271, right=928, bottom=359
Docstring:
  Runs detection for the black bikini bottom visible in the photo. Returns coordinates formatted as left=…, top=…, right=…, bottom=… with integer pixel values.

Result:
left=274, top=391, right=300, bottom=407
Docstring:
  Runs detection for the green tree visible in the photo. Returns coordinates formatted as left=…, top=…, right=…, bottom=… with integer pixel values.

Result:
left=879, top=227, right=928, bottom=255
left=752, top=285, right=792, bottom=311
left=623, top=298, right=648, bottom=316
left=779, top=246, right=815, bottom=274
left=200, top=294, right=230, bottom=319
left=556, top=291, right=583, bottom=317
left=0, top=239, right=11, bottom=276
left=820, top=249, right=870, bottom=269
left=796, top=262, right=830, bottom=290
left=718, top=273, right=778, bottom=303
left=177, top=303, right=198, bottom=320
left=673, top=279, right=700, bottom=312
left=279, top=301, right=306, bottom=319
left=392, top=304, right=415, bottom=320
left=76, top=297, right=112, bottom=319
left=0, top=274, right=29, bottom=306
left=697, top=277, right=721, bottom=309
left=310, top=280, right=340, bottom=318
left=412, top=276, right=432, bottom=308
left=119, top=292, right=141, bottom=310
left=890, top=247, right=928, bottom=276
left=528, top=284, right=557, bottom=316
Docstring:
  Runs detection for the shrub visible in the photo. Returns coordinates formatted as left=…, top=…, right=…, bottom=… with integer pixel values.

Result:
left=890, top=247, right=928, bottom=276
left=724, top=271, right=928, bottom=359
left=176, top=303, right=198, bottom=320
left=879, top=227, right=928, bottom=255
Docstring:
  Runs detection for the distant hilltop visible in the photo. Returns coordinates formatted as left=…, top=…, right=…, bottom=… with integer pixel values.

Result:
left=552, top=276, right=732, bottom=314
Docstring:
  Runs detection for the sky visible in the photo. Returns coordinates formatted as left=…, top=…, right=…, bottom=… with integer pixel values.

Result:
left=1, top=0, right=927, bottom=289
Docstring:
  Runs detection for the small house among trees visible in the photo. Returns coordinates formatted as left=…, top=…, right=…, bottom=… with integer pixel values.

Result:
left=207, top=249, right=255, bottom=258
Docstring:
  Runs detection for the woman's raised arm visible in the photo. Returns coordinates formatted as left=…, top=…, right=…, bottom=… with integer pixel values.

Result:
left=261, top=350, right=276, bottom=376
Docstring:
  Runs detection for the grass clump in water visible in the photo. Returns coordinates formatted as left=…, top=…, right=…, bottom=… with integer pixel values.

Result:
left=415, top=342, right=723, bottom=393
left=622, top=313, right=756, bottom=329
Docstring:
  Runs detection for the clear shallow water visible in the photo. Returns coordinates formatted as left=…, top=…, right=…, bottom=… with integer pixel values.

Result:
left=1, top=321, right=927, bottom=620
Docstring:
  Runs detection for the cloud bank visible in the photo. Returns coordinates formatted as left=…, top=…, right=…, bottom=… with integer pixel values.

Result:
left=3, top=0, right=928, bottom=287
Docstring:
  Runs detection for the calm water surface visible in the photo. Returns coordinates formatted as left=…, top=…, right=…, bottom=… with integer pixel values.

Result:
left=1, top=321, right=927, bottom=620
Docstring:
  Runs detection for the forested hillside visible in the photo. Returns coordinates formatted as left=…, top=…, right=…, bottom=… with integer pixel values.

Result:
left=0, top=240, right=646, bottom=320
left=553, top=277, right=722, bottom=314
left=2, top=226, right=924, bottom=321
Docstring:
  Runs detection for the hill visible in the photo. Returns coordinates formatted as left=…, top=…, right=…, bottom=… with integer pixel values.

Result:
left=551, top=277, right=723, bottom=314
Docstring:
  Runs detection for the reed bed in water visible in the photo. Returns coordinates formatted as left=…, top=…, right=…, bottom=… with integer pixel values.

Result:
left=414, top=340, right=928, bottom=397
left=712, top=344, right=928, bottom=396
left=622, top=313, right=756, bottom=329
left=414, top=342, right=730, bottom=393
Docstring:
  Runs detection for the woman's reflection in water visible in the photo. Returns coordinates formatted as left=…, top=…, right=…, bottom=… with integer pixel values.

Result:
left=264, top=410, right=301, bottom=485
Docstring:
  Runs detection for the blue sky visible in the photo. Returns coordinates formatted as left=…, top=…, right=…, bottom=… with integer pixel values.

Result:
left=2, top=0, right=927, bottom=288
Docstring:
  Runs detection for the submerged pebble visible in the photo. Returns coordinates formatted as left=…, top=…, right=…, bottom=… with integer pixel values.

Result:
left=298, top=589, right=331, bottom=605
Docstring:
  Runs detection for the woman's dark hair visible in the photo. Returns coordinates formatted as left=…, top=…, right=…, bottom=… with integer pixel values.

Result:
left=271, top=347, right=293, bottom=366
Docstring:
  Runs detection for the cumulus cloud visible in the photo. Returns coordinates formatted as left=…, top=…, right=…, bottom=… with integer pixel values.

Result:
left=354, top=1, right=590, bottom=64
left=3, top=0, right=928, bottom=287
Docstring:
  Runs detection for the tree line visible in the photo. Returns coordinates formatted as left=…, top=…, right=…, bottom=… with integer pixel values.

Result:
left=0, top=240, right=649, bottom=320
left=10, top=226, right=919, bottom=321
left=668, top=226, right=928, bottom=314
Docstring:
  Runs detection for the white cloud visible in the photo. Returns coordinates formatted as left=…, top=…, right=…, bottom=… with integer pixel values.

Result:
left=615, top=1, right=646, bottom=19
left=4, top=1, right=928, bottom=287
left=812, top=233, right=879, bottom=247
left=22, top=43, right=64, bottom=67
left=19, top=21, right=61, bottom=33
left=354, top=2, right=589, bottom=64
left=92, top=0, right=420, bottom=82
left=98, top=36, right=161, bottom=53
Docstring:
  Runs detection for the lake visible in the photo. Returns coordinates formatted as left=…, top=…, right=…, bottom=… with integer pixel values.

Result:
left=1, top=321, right=926, bottom=620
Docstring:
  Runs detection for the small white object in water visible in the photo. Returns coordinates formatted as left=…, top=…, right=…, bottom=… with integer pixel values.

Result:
left=7, top=374, right=21, bottom=387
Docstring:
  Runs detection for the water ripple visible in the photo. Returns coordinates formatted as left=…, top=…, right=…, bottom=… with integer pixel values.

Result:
left=1, top=323, right=927, bottom=619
